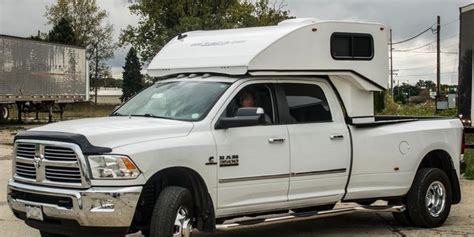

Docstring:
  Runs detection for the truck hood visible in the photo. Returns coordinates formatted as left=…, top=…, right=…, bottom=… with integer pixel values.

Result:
left=30, top=116, right=194, bottom=148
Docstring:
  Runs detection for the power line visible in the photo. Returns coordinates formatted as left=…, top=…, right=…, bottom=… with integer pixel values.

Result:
left=394, top=40, right=435, bottom=52
left=440, top=33, right=459, bottom=41
left=397, top=59, right=456, bottom=70
left=392, top=23, right=436, bottom=45
left=440, top=18, right=459, bottom=27
left=394, top=34, right=458, bottom=51
left=396, top=71, right=456, bottom=77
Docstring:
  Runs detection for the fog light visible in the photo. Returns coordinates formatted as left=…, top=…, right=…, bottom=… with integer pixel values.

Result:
left=91, top=198, right=115, bottom=212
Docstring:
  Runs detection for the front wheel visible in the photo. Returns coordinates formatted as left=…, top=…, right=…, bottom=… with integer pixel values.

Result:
left=149, top=186, right=194, bottom=237
left=404, top=168, right=452, bottom=228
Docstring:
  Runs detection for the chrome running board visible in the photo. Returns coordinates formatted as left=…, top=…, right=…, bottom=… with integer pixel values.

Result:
left=216, top=205, right=406, bottom=230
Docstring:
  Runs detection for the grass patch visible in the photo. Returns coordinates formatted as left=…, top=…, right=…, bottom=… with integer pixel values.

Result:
left=63, top=103, right=116, bottom=118
left=378, top=96, right=457, bottom=117
left=463, top=133, right=474, bottom=180
left=464, top=148, right=474, bottom=180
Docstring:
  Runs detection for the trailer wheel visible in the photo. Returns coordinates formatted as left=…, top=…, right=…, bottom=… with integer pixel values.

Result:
left=0, top=105, right=9, bottom=120
left=405, top=168, right=452, bottom=228
left=149, top=186, right=194, bottom=237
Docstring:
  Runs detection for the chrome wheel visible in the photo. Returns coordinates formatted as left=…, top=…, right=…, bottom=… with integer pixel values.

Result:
left=173, top=206, right=192, bottom=237
left=425, top=181, right=446, bottom=217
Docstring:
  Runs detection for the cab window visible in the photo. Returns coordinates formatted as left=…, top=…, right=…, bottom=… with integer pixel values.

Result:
left=224, top=84, right=275, bottom=124
left=279, top=83, right=332, bottom=123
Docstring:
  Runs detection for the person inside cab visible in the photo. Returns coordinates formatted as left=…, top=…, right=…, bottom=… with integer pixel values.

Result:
left=236, top=90, right=272, bottom=124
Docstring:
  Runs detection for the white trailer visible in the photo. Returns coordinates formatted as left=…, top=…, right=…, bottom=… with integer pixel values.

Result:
left=0, top=35, right=88, bottom=122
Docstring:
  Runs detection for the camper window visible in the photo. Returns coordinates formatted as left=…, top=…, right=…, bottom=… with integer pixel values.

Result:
left=331, top=33, right=373, bottom=60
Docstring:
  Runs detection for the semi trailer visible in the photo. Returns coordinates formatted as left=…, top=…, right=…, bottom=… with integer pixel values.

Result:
left=457, top=4, right=473, bottom=125
left=0, top=34, right=88, bottom=122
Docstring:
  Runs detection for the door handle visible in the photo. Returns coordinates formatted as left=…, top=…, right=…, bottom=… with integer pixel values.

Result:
left=330, top=135, right=344, bottom=140
left=268, top=138, right=286, bottom=144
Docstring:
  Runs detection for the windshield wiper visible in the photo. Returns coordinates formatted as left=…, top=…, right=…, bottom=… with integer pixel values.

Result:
left=129, top=113, right=169, bottom=119
left=111, top=111, right=124, bottom=116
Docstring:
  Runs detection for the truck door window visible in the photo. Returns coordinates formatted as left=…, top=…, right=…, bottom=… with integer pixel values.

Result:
left=224, top=84, right=275, bottom=124
left=280, top=83, right=332, bottom=123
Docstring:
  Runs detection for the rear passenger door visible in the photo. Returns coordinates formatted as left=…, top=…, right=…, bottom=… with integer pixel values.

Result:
left=276, top=80, right=351, bottom=203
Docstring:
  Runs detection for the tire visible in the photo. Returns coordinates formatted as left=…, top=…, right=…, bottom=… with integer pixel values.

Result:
left=389, top=199, right=415, bottom=226
left=0, top=105, right=8, bottom=120
left=149, top=186, right=194, bottom=237
left=405, top=168, right=452, bottom=228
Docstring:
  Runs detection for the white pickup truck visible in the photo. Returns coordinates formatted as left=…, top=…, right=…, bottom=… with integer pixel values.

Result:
left=8, top=19, right=463, bottom=237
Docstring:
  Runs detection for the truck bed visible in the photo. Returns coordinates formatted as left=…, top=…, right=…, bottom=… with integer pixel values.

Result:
left=344, top=116, right=463, bottom=200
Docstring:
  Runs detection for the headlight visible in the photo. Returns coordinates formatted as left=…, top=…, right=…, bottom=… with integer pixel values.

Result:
left=88, top=155, right=140, bottom=179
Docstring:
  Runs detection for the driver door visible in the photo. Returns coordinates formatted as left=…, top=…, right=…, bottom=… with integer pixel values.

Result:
left=212, top=81, right=290, bottom=214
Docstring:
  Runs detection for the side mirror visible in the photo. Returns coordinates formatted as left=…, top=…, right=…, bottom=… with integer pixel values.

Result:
left=215, top=107, right=265, bottom=129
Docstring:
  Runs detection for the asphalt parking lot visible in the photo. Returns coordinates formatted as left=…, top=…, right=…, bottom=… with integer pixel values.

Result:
left=1, top=127, right=473, bottom=237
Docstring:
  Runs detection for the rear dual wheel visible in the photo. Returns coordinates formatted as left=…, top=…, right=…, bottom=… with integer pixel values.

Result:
left=392, top=168, right=452, bottom=228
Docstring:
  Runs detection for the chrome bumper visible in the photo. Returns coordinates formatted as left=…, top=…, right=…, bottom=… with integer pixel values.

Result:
left=7, top=179, right=142, bottom=227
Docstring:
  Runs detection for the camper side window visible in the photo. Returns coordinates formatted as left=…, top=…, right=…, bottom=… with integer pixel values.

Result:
left=331, top=33, right=373, bottom=60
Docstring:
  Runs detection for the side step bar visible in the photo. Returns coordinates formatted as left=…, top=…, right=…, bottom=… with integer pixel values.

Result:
left=216, top=205, right=406, bottom=230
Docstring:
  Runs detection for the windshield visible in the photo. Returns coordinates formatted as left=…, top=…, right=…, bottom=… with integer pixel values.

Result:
left=114, top=81, right=230, bottom=121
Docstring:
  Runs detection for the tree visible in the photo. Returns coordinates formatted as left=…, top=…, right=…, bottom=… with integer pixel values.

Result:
left=45, top=0, right=116, bottom=102
left=374, top=91, right=385, bottom=113
left=120, top=0, right=293, bottom=63
left=47, top=17, right=76, bottom=45
left=394, top=83, right=421, bottom=104
left=415, top=80, right=436, bottom=92
left=121, top=47, right=143, bottom=102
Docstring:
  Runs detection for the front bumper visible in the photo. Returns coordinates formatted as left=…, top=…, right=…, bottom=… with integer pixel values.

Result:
left=7, top=179, right=142, bottom=229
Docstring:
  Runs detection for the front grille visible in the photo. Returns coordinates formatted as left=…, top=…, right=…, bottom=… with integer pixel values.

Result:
left=44, top=146, right=77, bottom=161
left=15, top=162, right=36, bottom=179
left=14, top=142, right=87, bottom=187
left=45, top=166, right=82, bottom=183
left=16, top=144, right=35, bottom=159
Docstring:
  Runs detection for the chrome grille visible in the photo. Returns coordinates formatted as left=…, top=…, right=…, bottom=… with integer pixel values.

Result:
left=14, top=142, right=88, bottom=188
left=45, top=166, right=82, bottom=183
left=15, top=162, right=36, bottom=179
left=16, top=143, right=36, bottom=159
left=44, top=146, right=77, bottom=161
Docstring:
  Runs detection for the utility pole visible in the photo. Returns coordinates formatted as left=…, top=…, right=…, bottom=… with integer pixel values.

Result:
left=436, top=16, right=441, bottom=98
left=94, top=43, right=99, bottom=104
left=390, top=28, right=394, bottom=98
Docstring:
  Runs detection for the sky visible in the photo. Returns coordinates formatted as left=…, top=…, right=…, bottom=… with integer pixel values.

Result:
left=0, top=0, right=472, bottom=85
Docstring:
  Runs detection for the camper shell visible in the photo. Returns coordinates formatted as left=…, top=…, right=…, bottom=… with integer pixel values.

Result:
left=148, top=18, right=389, bottom=118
